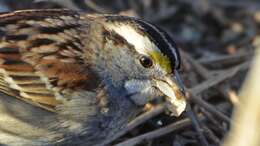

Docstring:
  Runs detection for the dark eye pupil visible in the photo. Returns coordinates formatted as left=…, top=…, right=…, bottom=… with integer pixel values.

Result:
left=140, top=56, right=153, bottom=68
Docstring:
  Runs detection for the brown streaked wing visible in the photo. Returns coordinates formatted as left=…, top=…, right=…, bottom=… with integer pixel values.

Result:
left=0, top=10, right=100, bottom=112
left=0, top=45, right=60, bottom=112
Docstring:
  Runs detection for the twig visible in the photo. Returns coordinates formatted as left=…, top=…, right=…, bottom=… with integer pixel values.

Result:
left=128, top=0, right=141, bottom=15
left=182, top=50, right=250, bottom=105
left=142, top=0, right=153, bottom=18
left=187, top=91, right=230, bottom=123
left=114, top=114, right=206, bottom=146
left=190, top=61, right=250, bottom=95
left=209, top=0, right=260, bottom=10
left=199, top=51, right=253, bottom=68
left=172, top=57, right=248, bottom=124
left=220, top=86, right=240, bottom=106
left=148, top=6, right=178, bottom=22
left=0, top=0, right=10, bottom=12
left=101, top=104, right=166, bottom=146
left=34, top=0, right=81, bottom=10
left=181, top=51, right=212, bottom=79
left=83, top=0, right=111, bottom=13
left=200, top=108, right=226, bottom=133
left=203, top=125, right=221, bottom=145
left=186, top=104, right=209, bottom=146
left=186, top=62, right=246, bottom=96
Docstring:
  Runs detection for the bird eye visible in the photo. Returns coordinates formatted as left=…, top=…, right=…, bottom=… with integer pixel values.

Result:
left=139, top=56, right=153, bottom=68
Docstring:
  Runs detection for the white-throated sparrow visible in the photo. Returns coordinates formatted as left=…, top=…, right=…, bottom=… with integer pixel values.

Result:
left=0, top=9, right=186, bottom=146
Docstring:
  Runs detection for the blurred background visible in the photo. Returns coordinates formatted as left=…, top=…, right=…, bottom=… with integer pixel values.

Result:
left=0, top=0, right=259, bottom=146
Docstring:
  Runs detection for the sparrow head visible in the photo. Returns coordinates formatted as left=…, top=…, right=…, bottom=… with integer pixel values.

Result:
left=91, top=15, right=186, bottom=116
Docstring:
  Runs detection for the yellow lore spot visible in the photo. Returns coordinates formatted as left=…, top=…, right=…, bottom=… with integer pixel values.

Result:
left=149, top=51, right=172, bottom=73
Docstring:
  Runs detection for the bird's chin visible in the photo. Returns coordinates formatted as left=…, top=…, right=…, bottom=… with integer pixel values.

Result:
left=125, top=88, right=164, bottom=109
left=127, top=93, right=147, bottom=106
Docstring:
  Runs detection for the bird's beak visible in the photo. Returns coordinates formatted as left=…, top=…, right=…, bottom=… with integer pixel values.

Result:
left=154, top=71, right=186, bottom=116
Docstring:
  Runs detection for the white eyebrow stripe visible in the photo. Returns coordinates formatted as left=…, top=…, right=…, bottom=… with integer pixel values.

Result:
left=105, top=24, right=160, bottom=55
